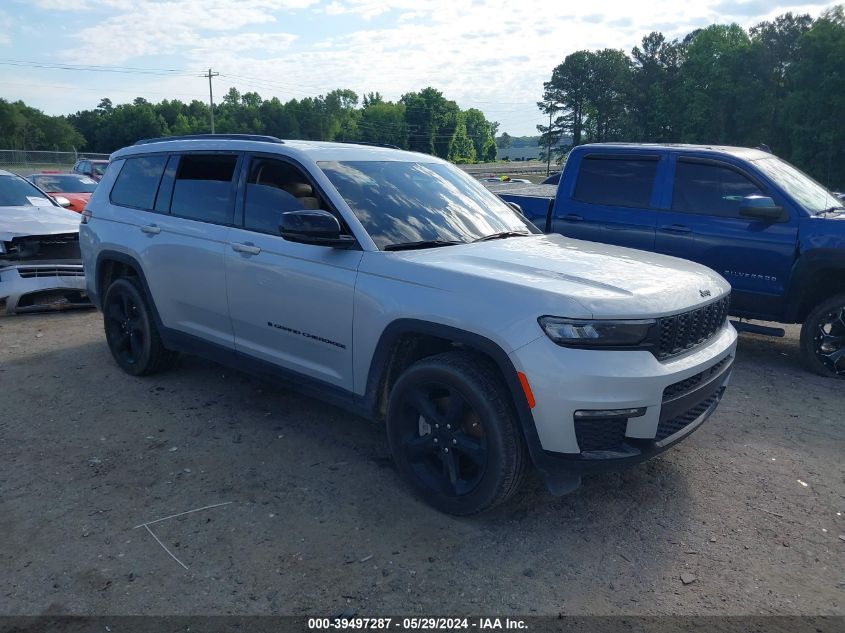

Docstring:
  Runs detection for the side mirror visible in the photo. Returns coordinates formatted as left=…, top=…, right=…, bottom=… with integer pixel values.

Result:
left=739, top=195, right=786, bottom=222
left=279, top=209, right=355, bottom=248
left=505, top=201, right=524, bottom=216
left=53, top=196, right=72, bottom=208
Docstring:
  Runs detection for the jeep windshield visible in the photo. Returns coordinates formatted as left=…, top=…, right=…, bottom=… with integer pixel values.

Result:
left=753, top=156, right=842, bottom=215
left=0, top=174, right=56, bottom=208
left=318, top=160, right=537, bottom=250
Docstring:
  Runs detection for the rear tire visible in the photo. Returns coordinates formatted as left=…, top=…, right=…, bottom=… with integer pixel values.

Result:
left=386, top=351, right=527, bottom=515
left=800, top=292, right=845, bottom=379
left=102, top=277, right=177, bottom=376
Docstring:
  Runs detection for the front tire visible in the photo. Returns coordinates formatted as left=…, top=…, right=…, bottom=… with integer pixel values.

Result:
left=102, top=277, right=177, bottom=376
left=386, top=351, right=527, bottom=515
left=800, top=292, right=845, bottom=379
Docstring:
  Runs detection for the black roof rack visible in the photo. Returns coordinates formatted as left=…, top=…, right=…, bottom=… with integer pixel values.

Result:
left=342, top=141, right=401, bottom=150
left=134, top=134, right=284, bottom=146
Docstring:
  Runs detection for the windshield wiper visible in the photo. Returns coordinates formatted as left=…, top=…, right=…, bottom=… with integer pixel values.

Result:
left=817, top=206, right=845, bottom=216
left=383, top=239, right=465, bottom=251
left=472, top=231, right=532, bottom=243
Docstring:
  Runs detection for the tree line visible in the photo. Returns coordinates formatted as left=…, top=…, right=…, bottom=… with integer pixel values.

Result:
left=0, top=86, right=498, bottom=163
left=538, top=6, right=845, bottom=187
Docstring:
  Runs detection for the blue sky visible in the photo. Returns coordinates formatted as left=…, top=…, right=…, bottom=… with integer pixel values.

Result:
left=0, top=0, right=838, bottom=136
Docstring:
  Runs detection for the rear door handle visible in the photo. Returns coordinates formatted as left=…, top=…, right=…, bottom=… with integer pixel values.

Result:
left=140, top=224, right=161, bottom=235
left=562, top=213, right=583, bottom=222
left=659, top=224, right=691, bottom=233
left=232, top=242, right=261, bottom=255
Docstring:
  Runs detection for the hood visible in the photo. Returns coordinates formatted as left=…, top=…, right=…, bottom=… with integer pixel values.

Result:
left=0, top=205, right=82, bottom=241
left=369, top=233, right=730, bottom=320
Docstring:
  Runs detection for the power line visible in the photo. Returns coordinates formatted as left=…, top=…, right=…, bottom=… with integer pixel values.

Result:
left=0, top=58, right=198, bottom=76
left=2, top=80, right=207, bottom=100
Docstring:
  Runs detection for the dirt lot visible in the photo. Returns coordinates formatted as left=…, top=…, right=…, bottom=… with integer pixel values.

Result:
left=0, top=310, right=842, bottom=616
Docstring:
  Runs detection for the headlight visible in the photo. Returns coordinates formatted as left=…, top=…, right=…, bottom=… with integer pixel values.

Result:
left=0, top=242, right=6, bottom=254
left=538, top=316, right=656, bottom=348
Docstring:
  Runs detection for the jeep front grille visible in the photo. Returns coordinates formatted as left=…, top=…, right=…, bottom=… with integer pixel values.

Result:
left=656, top=295, right=730, bottom=360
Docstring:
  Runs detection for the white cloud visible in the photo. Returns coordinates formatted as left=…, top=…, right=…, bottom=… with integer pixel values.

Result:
left=323, top=0, right=421, bottom=19
left=0, top=10, right=11, bottom=44
left=10, top=0, right=838, bottom=134
left=57, top=0, right=313, bottom=63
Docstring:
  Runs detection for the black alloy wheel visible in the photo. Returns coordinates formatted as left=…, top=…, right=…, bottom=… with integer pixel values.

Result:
left=104, top=286, right=145, bottom=367
left=398, top=381, right=488, bottom=497
left=386, top=351, right=527, bottom=515
left=102, top=277, right=177, bottom=376
left=812, top=305, right=845, bottom=377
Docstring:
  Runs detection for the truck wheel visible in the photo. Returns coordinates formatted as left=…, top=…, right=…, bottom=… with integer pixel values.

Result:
left=800, top=292, right=845, bottom=379
left=386, top=351, right=527, bottom=515
left=103, top=277, right=177, bottom=376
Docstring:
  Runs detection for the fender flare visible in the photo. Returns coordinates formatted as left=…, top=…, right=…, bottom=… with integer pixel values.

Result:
left=784, top=249, right=845, bottom=322
left=363, top=319, right=548, bottom=471
left=94, top=250, right=163, bottom=324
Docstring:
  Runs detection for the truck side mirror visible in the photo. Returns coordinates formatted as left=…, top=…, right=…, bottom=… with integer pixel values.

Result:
left=279, top=209, right=355, bottom=248
left=739, top=195, right=786, bottom=222
left=505, top=201, right=524, bottom=216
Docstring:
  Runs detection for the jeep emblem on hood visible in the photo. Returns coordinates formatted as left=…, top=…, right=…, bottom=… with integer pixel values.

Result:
left=700, top=289, right=712, bottom=298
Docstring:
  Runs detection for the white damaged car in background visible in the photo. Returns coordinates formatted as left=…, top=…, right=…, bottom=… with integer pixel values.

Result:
left=0, top=169, right=89, bottom=314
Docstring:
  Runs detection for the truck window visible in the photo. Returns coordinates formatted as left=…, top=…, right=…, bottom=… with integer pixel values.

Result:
left=672, top=160, right=763, bottom=218
left=110, top=155, right=168, bottom=210
left=242, top=157, right=322, bottom=234
left=170, top=154, right=238, bottom=224
left=573, top=156, right=658, bottom=208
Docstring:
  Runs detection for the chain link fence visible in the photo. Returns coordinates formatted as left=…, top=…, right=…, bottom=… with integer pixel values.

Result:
left=0, top=149, right=111, bottom=175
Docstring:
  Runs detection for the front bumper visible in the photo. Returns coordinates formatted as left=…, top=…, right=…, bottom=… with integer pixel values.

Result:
left=509, top=323, right=737, bottom=491
left=0, top=262, right=90, bottom=314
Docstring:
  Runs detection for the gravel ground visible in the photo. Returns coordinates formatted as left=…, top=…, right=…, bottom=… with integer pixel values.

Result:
left=0, top=310, right=842, bottom=616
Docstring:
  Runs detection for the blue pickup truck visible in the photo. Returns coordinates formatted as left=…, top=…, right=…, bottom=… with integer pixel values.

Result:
left=492, top=144, right=845, bottom=379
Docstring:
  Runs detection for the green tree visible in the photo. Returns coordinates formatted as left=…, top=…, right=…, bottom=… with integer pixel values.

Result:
left=323, top=89, right=360, bottom=141
left=448, top=112, right=476, bottom=163
left=680, top=24, right=761, bottom=144
left=783, top=6, right=845, bottom=187
left=582, top=49, right=631, bottom=142
left=749, top=12, right=813, bottom=152
left=360, top=100, right=408, bottom=148
left=463, top=108, right=497, bottom=162
left=401, top=87, right=460, bottom=158
left=496, top=132, right=512, bottom=149
left=542, top=51, right=592, bottom=146
left=0, top=99, right=84, bottom=150
left=630, top=32, right=685, bottom=141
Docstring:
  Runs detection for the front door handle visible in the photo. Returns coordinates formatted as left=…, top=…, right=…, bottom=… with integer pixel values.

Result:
left=562, top=213, right=583, bottom=222
left=140, top=224, right=161, bottom=235
left=232, top=242, right=261, bottom=255
left=659, top=224, right=691, bottom=233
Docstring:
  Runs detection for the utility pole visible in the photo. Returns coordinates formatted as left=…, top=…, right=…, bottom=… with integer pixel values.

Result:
left=203, top=68, right=219, bottom=134
left=546, top=109, right=553, bottom=176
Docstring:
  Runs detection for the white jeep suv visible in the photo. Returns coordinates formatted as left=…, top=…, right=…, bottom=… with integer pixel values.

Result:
left=80, top=134, right=737, bottom=514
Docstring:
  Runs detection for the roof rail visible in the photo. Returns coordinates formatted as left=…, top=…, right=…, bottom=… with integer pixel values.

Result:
left=134, top=134, right=284, bottom=146
left=342, top=141, right=401, bottom=150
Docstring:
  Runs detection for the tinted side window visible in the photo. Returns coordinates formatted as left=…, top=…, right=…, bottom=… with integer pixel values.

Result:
left=672, top=161, right=763, bottom=217
left=243, top=157, right=323, bottom=234
left=573, top=157, right=658, bottom=207
left=170, top=154, right=238, bottom=224
left=110, top=155, right=168, bottom=210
